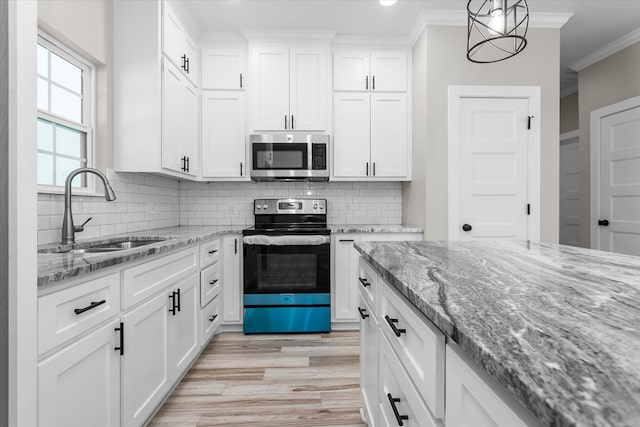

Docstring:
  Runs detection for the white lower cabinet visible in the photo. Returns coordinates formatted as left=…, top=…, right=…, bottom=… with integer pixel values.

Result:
left=221, top=234, right=242, bottom=324
left=358, top=294, right=378, bottom=427
left=168, top=274, right=200, bottom=379
left=201, top=295, right=222, bottom=344
left=38, top=319, right=121, bottom=427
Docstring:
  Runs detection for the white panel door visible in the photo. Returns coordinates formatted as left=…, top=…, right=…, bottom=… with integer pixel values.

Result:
left=458, top=97, right=530, bottom=240
left=333, top=49, right=369, bottom=91
left=161, top=59, right=184, bottom=173
left=333, top=93, right=370, bottom=178
left=121, top=293, right=170, bottom=427
left=597, top=105, right=640, bottom=256
left=332, top=235, right=361, bottom=322
left=250, top=45, right=289, bottom=131
left=38, top=320, right=120, bottom=427
left=161, top=2, right=183, bottom=69
left=201, top=91, right=246, bottom=179
left=201, top=47, right=245, bottom=90
left=169, top=274, right=200, bottom=380
left=289, top=46, right=327, bottom=131
left=181, top=80, right=199, bottom=176
left=371, top=93, right=408, bottom=178
left=559, top=136, right=581, bottom=246
left=222, top=235, right=242, bottom=324
left=370, top=50, right=407, bottom=92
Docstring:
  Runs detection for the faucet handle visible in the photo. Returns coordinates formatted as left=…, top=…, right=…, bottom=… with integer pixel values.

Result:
left=74, top=217, right=93, bottom=232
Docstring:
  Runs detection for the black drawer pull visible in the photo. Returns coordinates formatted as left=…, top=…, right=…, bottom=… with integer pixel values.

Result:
left=209, top=279, right=219, bottom=285
left=357, top=307, right=369, bottom=320
left=385, top=315, right=406, bottom=337
left=169, top=292, right=177, bottom=315
left=358, top=277, right=370, bottom=287
left=176, top=288, right=181, bottom=312
left=387, top=393, right=409, bottom=426
left=208, top=249, right=218, bottom=254
left=114, top=322, right=124, bottom=356
left=209, top=314, right=218, bottom=323
left=74, top=299, right=106, bottom=315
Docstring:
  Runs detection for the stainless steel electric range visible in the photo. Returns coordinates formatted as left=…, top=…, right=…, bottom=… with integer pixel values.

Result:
left=242, top=198, right=330, bottom=334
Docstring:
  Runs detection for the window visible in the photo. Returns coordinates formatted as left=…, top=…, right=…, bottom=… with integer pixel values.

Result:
left=37, top=34, right=94, bottom=190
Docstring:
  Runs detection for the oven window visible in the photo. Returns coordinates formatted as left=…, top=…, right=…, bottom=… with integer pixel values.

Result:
left=244, top=243, right=330, bottom=294
left=252, top=143, right=308, bottom=170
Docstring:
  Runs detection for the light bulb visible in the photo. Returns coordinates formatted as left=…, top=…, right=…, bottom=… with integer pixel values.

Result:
left=488, top=0, right=505, bottom=34
left=379, top=0, right=397, bottom=6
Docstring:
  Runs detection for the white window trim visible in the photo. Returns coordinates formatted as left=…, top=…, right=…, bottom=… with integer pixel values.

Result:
left=37, top=30, right=101, bottom=196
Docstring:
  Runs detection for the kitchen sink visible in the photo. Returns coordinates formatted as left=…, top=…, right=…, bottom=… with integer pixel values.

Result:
left=39, top=238, right=168, bottom=254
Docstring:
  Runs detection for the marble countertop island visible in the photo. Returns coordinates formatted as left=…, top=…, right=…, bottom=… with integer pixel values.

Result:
left=354, top=240, right=640, bottom=427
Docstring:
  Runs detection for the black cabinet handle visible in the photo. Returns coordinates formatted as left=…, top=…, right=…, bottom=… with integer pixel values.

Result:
left=234, top=238, right=238, bottom=254
left=366, top=75, right=368, bottom=90
left=169, top=291, right=177, bottom=315
left=358, top=307, right=369, bottom=320
left=372, top=75, right=375, bottom=90
left=209, top=279, right=219, bottom=286
left=373, top=162, right=376, bottom=176
left=385, top=315, right=406, bottom=337
left=114, top=322, right=124, bottom=356
left=176, top=288, right=181, bottom=312
left=185, top=57, right=190, bottom=74
left=240, top=162, right=244, bottom=177
left=366, top=162, right=369, bottom=176
left=387, top=393, right=409, bottom=426
left=208, top=249, right=218, bottom=254
left=209, top=314, right=218, bottom=323
left=284, top=115, right=288, bottom=130
left=74, top=299, right=106, bottom=315
left=358, top=277, right=370, bottom=288
left=291, top=115, right=294, bottom=130
left=181, top=54, right=187, bottom=71
left=180, top=156, right=185, bottom=171
left=240, top=73, right=243, bottom=88
left=462, top=223, right=472, bottom=232
left=598, top=219, right=610, bottom=226
left=339, top=239, right=355, bottom=242
left=186, top=156, right=190, bottom=172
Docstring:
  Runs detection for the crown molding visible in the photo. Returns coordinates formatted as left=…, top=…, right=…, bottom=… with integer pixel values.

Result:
left=560, top=81, right=578, bottom=98
left=560, top=129, right=579, bottom=142
left=200, top=32, right=247, bottom=43
left=241, top=29, right=336, bottom=43
left=569, top=27, right=640, bottom=72
left=408, top=10, right=573, bottom=46
left=332, top=35, right=410, bottom=47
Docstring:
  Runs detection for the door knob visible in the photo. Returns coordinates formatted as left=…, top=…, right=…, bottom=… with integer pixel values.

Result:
left=598, top=219, right=610, bottom=226
left=462, top=224, right=472, bottom=232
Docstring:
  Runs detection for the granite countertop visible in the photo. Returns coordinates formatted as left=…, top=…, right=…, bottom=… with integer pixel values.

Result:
left=329, top=224, right=423, bottom=233
left=37, top=226, right=245, bottom=289
left=354, top=240, right=640, bottom=427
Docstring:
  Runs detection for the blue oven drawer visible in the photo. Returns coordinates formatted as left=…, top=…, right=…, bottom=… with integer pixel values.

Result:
left=243, top=306, right=330, bottom=334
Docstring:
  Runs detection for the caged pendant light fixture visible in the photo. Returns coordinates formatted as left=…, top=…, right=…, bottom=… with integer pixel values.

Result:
left=467, top=0, right=529, bottom=63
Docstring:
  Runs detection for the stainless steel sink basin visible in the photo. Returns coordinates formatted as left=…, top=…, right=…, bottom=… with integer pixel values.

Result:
left=40, top=238, right=168, bottom=254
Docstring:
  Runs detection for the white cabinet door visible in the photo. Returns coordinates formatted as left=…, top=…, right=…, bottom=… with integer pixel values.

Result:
left=121, top=293, right=170, bottom=427
left=201, top=91, right=247, bottom=179
left=370, top=50, right=407, bottom=92
left=161, top=60, right=184, bottom=174
left=182, top=79, right=199, bottom=176
left=289, top=46, right=328, bottom=131
left=169, top=273, right=200, bottom=380
left=371, top=93, right=408, bottom=178
left=359, top=295, right=378, bottom=427
left=162, top=1, right=198, bottom=86
left=333, top=49, right=369, bottom=91
left=333, top=92, right=370, bottom=178
left=250, top=45, right=290, bottom=131
left=201, top=47, right=245, bottom=90
left=38, top=320, right=120, bottom=427
left=222, top=235, right=242, bottom=324
left=332, top=235, right=361, bottom=322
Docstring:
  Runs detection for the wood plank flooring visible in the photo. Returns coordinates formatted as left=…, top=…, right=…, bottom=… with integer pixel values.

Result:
left=149, top=331, right=366, bottom=427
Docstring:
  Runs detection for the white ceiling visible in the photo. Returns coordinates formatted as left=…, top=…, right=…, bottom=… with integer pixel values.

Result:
left=182, top=0, right=640, bottom=93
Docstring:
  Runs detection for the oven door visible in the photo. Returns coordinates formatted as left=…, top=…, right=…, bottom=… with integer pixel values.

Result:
left=243, top=235, right=330, bottom=295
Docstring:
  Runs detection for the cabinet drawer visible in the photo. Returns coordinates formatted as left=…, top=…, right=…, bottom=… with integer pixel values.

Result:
left=379, top=278, right=445, bottom=419
left=201, top=295, right=221, bottom=345
left=358, top=258, right=378, bottom=316
left=200, top=239, right=221, bottom=268
left=122, top=247, right=198, bottom=309
left=378, top=334, right=441, bottom=427
left=38, top=272, right=120, bottom=355
left=200, top=262, right=221, bottom=307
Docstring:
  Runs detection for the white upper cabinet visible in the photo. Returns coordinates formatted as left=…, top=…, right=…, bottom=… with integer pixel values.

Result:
left=163, top=1, right=199, bottom=86
left=333, top=92, right=371, bottom=178
left=201, top=47, right=245, bottom=90
left=334, top=49, right=407, bottom=92
left=250, top=43, right=329, bottom=131
left=370, top=93, right=408, bottom=178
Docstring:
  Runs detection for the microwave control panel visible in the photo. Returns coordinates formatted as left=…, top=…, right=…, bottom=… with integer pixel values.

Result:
left=311, top=143, right=327, bottom=170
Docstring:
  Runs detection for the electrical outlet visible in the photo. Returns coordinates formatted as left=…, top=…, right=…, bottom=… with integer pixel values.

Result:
left=146, top=202, right=158, bottom=215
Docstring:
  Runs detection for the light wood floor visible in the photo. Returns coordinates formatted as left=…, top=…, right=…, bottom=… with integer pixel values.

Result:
left=149, top=331, right=366, bottom=427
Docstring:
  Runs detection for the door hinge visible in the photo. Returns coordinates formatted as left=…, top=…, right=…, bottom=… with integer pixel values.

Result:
left=527, top=203, right=531, bottom=215
left=527, top=115, right=533, bottom=130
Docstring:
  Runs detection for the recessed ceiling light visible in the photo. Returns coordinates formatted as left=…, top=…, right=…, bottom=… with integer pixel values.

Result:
left=379, top=0, right=397, bottom=6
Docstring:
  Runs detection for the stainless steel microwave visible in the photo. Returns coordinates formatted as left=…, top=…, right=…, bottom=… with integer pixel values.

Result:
left=249, top=133, right=329, bottom=181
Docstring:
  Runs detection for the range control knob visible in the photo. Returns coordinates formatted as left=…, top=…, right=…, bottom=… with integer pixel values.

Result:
left=313, top=203, right=318, bottom=209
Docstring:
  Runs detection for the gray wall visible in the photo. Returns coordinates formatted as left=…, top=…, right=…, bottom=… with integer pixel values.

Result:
left=404, top=26, right=561, bottom=243
left=0, top=0, right=9, bottom=424
left=577, top=41, right=640, bottom=247
left=560, top=92, right=579, bottom=133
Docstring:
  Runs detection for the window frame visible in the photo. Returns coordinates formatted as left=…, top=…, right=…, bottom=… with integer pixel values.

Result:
left=37, top=31, right=98, bottom=196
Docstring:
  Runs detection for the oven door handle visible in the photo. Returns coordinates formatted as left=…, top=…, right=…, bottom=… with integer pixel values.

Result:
left=242, top=235, right=330, bottom=246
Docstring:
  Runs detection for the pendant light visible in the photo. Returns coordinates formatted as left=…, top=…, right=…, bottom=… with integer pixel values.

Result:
left=467, top=0, right=529, bottom=63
